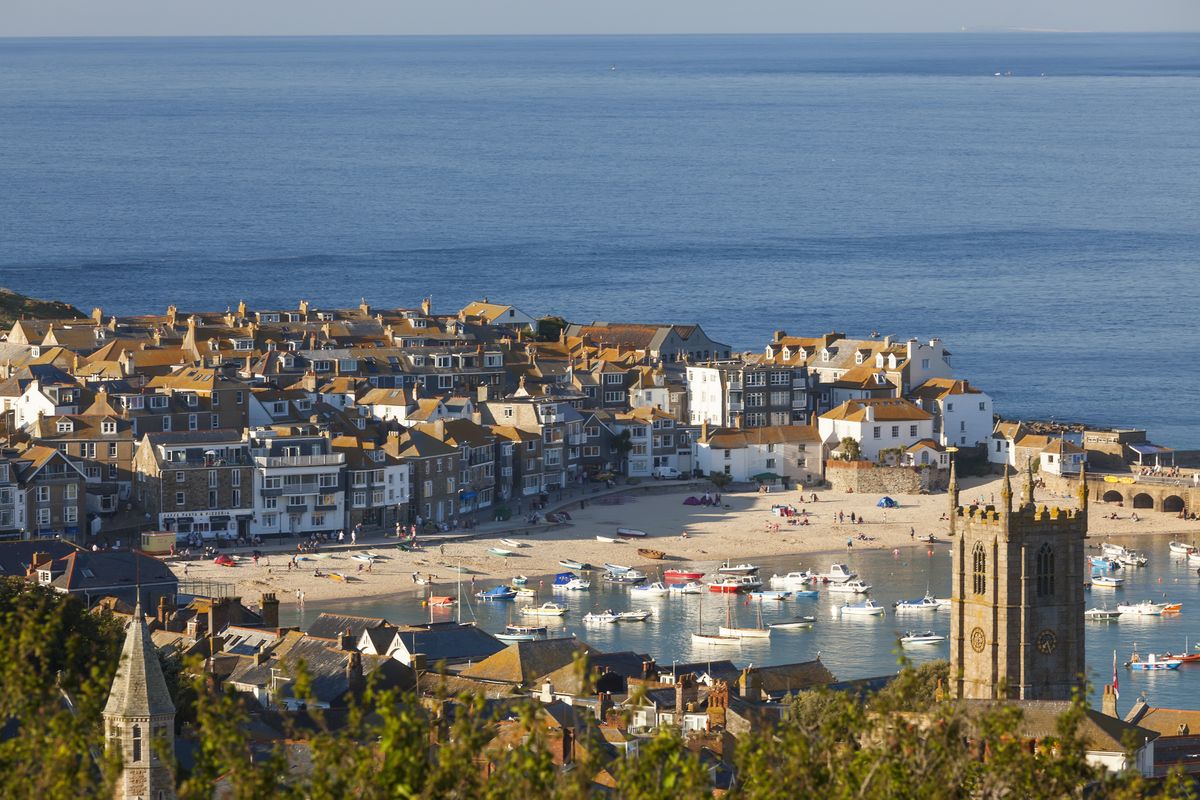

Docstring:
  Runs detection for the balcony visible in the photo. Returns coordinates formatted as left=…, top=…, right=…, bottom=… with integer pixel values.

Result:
left=792, top=399, right=807, bottom=409
left=282, top=482, right=320, bottom=496
left=314, top=502, right=339, bottom=511
left=727, top=402, right=743, bottom=413
left=256, top=454, right=344, bottom=468
left=569, top=435, right=585, bottom=446
left=260, top=487, right=283, bottom=497
left=285, top=500, right=308, bottom=510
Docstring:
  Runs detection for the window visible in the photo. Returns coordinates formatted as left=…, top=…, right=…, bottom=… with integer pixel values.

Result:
left=746, top=393, right=764, bottom=407
left=263, top=513, right=277, bottom=527
left=921, top=358, right=930, bottom=369
left=232, top=470, right=241, bottom=487
left=64, top=506, right=77, bottom=524
left=891, top=426, right=899, bottom=438
left=56, top=420, right=73, bottom=433
left=232, top=489, right=241, bottom=506
left=161, top=416, right=171, bottom=432
left=604, top=391, right=624, bottom=403
left=766, top=458, right=776, bottom=469
left=972, top=543, right=987, bottom=596
left=108, top=442, right=118, bottom=458
left=189, top=414, right=198, bottom=431
left=585, top=425, right=600, bottom=439
left=909, top=425, right=918, bottom=437
left=132, top=725, right=142, bottom=763
left=422, top=480, right=433, bottom=496
left=354, top=491, right=367, bottom=507
left=175, top=492, right=185, bottom=507
left=960, top=421, right=966, bottom=432
left=446, top=478, right=455, bottom=493
left=311, top=513, right=325, bottom=527
left=83, top=442, right=96, bottom=458
left=979, top=401, right=986, bottom=411
left=236, top=391, right=244, bottom=405
left=438, top=375, right=453, bottom=389
left=872, top=427, right=881, bottom=439
left=108, top=464, right=118, bottom=479
left=37, top=508, right=51, bottom=526
left=947, top=402, right=954, bottom=412
left=1037, top=543, right=1055, bottom=597
left=318, top=474, right=338, bottom=488
left=770, top=371, right=788, bottom=385
left=36, top=486, right=49, bottom=503
left=264, top=497, right=277, bottom=509
left=263, top=476, right=281, bottom=489
left=66, top=483, right=77, bottom=500
left=208, top=470, right=218, bottom=488
left=175, top=471, right=185, bottom=483
left=211, top=414, right=220, bottom=428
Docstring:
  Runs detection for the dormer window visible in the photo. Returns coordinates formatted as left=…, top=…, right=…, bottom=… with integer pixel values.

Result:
left=186, top=394, right=198, bottom=407
left=436, top=356, right=451, bottom=369
left=875, top=354, right=884, bottom=368
left=820, top=349, right=831, bottom=362
left=56, top=420, right=74, bottom=433
left=855, top=351, right=866, bottom=365
left=411, top=356, right=425, bottom=367
left=101, top=421, right=117, bottom=435
left=150, top=396, right=168, bottom=410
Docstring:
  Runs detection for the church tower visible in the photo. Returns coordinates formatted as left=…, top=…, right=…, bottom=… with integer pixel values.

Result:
left=104, top=603, right=176, bottom=800
left=949, top=461, right=1087, bottom=700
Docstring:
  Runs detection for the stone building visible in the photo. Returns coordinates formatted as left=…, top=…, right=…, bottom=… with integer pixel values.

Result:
left=949, top=461, right=1087, bottom=701
left=104, top=602, right=176, bottom=800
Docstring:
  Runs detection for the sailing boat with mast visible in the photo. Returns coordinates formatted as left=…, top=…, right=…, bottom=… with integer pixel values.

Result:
left=691, top=587, right=741, bottom=646
left=719, top=595, right=772, bottom=639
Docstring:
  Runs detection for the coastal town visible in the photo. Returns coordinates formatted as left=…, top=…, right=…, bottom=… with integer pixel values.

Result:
left=3, top=294, right=1200, bottom=796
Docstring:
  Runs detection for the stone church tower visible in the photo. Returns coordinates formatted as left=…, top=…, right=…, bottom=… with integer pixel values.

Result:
left=104, top=603, right=176, bottom=800
left=949, top=460, right=1087, bottom=700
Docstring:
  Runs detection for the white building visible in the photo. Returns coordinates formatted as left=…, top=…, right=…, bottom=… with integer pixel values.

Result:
left=695, top=424, right=826, bottom=484
left=818, top=398, right=934, bottom=462
left=14, top=379, right=81, bottom=430
left=909, top=378, right=994, bottom=448
left=248, top=428, right=345, bottom=536
left=1039, top=438, right=1086, bottom=476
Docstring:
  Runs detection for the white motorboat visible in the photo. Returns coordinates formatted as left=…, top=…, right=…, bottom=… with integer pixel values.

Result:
left=707, top=575, right=763, bottom=593
left=1169, top=541, right=1195, bottom=556
left=350, top=553, right=376, bottom=563
left=934, top=598, right=952, bottom=608
left=1091, top=574, right=1124, bottom=588
left=617, top=610, right=652, bottom=622
left=669, top=581, right=705, bottom=594
left=769, top=571, right=816, bottom=590
left=513, top=586, right=537, bottom=598
left=583, top=610, right=619, bottom=624
left=839, top=600, right=885, bottom=617
left=520, top=602, right=568, bottom=617
left=499, top=538, right=528, bottom=549
left=603, top=563, right=631, bottom=573
left=1118, top=552, right=1148, bottom=567
left=496, top=624, right=548, bottom=642
left=552, top=578, right=591, bottom=591
left=596, top=536, right=621, bottom=543
left=1084, top=607, right=1122, bottom=621
left=749, top=590, right=792, bottom=601
left=603, top=569, right=647, bottom=585
left=828, top=579, right=872, bottom=594
left=631, top=581, right=671, bottom=597
left=717, top=562, right=760, bottom=575
left=894, top=593, right=941, bottom=612
left=900, top=631, right=946, bottom=646
left=1189, top=551, right=1200, bottom=565
left=1103, top=543, right=1147, bottom=567
left=821, top=563, right=858, bottom=583
left=1118, top=600, right=1170, bottom=616
left=692, top=632, right=743, bottom=646
left=769, top=616, right=816, bottom=630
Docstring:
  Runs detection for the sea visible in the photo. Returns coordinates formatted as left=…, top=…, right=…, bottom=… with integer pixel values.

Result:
left=0, top=33, right=1198, bottom=447
left=283, top=534, right=1200, bottom=712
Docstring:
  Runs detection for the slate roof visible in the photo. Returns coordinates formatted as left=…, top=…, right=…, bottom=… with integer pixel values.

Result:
left=50, top=549, right=178, bottom=593
left=960, top=700, right=1158, bottom=752
left=390, top=622, right=505, bottom=665
left=459, top=638, right=595, bottom=685
left=306, top=612, right=390, bottom=641
left=0, top=540, right=74, bottom=577
left=752, top=659, right=837, bottom=695
left=104, top=603, right=175, bottom=718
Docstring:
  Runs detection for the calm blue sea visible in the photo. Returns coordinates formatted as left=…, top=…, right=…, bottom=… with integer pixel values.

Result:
left=1, top=35, right=1197, bottom=444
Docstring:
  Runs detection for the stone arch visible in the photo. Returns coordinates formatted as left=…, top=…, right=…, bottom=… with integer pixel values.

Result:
left=1164, top=495, right=1185, bottom=513
left=1102, top=490, right=1124, bottom=503
left=1132, top=493, right=1155, bottom=510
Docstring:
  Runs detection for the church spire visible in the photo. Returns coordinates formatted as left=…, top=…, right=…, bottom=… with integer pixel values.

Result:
left=947, top=457, right=959, bottom=535
left=105, top=601, right=175, bottom=719
left=1077, top=463, right=1089, bottom=511
left=1000, top=462, right=1013, bottom=512
left=1022, top=456, right=1035, bottom=509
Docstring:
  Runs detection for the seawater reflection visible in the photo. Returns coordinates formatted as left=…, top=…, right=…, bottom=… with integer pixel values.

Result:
left=283, top=534, right=1200, bottom=711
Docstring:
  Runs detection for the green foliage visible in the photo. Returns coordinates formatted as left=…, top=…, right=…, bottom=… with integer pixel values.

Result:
left=708, top=470, right=732, bottom=489
left=839, top=437, right=862, bottom=461
left=0, top=287, right=86, bottom=327
left=536, top=316, right=568, bottom=342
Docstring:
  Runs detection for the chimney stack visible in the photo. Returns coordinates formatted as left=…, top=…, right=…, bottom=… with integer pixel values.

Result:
left=1102, top=684, right=1118, bottom=718
left=339, top=627, right=356, bottom=652
left=91, top=307, right=103, bottom=325
left=346, top=650, right=365, bottom=696
left=259, top=592, right=279, bottom=628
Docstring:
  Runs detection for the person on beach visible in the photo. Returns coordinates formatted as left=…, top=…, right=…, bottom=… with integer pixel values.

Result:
left=350, top=528, right=357, bottom=546
left=412, top=571, right=419, bottom=583
left=183, top=564, right=189, bottom=577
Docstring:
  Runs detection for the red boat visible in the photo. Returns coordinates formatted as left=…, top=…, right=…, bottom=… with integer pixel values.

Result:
left=1164, top=652, right=1200, bottom=664
left=707, top=575, right=762, bottom=593
left=664, top=569, right=704, bottom=582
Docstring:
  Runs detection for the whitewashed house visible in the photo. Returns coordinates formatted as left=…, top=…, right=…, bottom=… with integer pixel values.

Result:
left=909, top=378, right=994, bottom=448
left=696, top=424, right=826, bottom=484
left=818, top=398, right=934, bottom=462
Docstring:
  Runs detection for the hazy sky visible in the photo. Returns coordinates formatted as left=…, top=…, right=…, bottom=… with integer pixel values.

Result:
left=4, top=0, right=1199, bottom=37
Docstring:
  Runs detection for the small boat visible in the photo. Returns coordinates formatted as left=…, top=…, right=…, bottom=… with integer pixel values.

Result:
left=1169, top=541, right=1195, bottom=556
left=413, top=574, right=432, bottom=586
left=475, top=586, right=517, bottom=601
left=707, top=575, right=763, bottom=593
left=1102, top=543, right=1146, bottom=566
left=770, top=616, right=816, bottom=630
left=427, top=596, right=456, bottom=607
left=769, top=571, right=816, bottom=590
left=559, top=559, right=592, bottom=571
left=900, top=631, right=946, bottom=646
left=1189, top=552, right=1200, bottom=565
left=839, top=600, right=885, bottom=617
left=514, top=586, right=537, bottom=598
left=213, top=554, right=236, bottom=567
left=894, top=593, right=941, bottom=612
left=617, top=610, right=652, bottom=622
left=603, top=569, right=647, bottom=584
left=496, top=624, right=548, bottom=642
left=616, top=527, right=648, bottom=538
left=1118, top=553, right=1148, bottom=567
left=1084, top=607, right=1122, bottom=621
left=828, top=579, right=872, bottom=594
left=603, top=563, right=631, bottom=573
left=553, top=578, right=591, bottom=591
left=487, top=548, right=515, bottom=557
left=792, top=589, right=820, bottom=599
left=663, top=569, right=705, bottom=582
left=583, top=610, right=619, bottom=624
left=691, top=632, right=743, bottom=646
left=1089, top=555, right=1120, bottom=570
left=917, top=534, right=940, bottom=544
left=934, top=598, right=952, bottom=608
left=718, top=624, right=771, bottom=639
left=637, top=548, right=666, bottom=560
left=499, top=538, right=528, bottom=549
left=1091, top=574, right=1124, bottom=588
left=1163, top=639, right=1200, bottom=664
left=328, top=572, right=347, bottom=582
left=596, top=536, right=620, bottom=543
left=1164, top=602, right=1183, bottom=613
left=749, top=590, right=792, bottom=601
left=350, top=553, right=376, bottom=563
left=1118, top=600, right=1169, bottom=616
left=553, top=571, right=578, bottom=585
left=821, top=564, right=857, bottom=583
left=1127, top=647, right=1182, bottom=671
left=717, top=562, right=760, bottom=575
left=631, top=581, right=671, bottom=597
left=512, top=575, right=528, bottom=586
left=520, top=602, right=568, bottom=617
left=668, top=581, right=705, bottom=594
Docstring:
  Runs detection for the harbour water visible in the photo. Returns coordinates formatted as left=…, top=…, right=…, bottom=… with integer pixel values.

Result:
left=1, top=34, right=1198, bottom=445
left=284, top=533, right=1200, bottom=712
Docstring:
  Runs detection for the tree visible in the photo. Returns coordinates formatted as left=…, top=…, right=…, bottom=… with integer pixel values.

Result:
left=536, top=316, right=568, bottom=342
left=708, top=470, right=732, bottom=489
left=839, top=437, right=862, bottom=461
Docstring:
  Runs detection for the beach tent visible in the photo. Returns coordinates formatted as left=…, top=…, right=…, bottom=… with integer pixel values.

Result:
left=877, top=497, right=899, bottom=509
left=752, top=472, right=783, bottom=483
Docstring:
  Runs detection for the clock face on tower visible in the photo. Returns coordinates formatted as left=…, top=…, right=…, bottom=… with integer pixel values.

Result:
left=1036, top=629, right=1058, bottom=655
left=970, top=627, right=986, bottom=653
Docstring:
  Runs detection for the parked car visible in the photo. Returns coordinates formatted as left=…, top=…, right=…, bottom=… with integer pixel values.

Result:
left=652, top=466, right=681, bottom=480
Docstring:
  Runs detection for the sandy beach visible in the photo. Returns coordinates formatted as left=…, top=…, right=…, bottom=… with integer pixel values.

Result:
left=172, top=475, right=1200, bottom=606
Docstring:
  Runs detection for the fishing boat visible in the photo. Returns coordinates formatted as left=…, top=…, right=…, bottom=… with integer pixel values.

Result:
left=583, top=610, right=619, bottom=624
left=900, top=631, right=946, bottom=646
left=1169, top=541, right=1195, bottom=556
left=839, top=599, right=885, bottom=617
left=1119, top=552, right=1148, bottom=567
left=1089, top=556, right=1120, bottom=570
left=475, top=586, right=517, bottom=601
left=707, top=575, right=762, bottom=593
left=499, top=538, right=528, bottom=549
left=821, top=564, right=858, bottom=583
left=1127, top=646, right=1182, bottom=671
left=1117, top=600, right=1170, bottom=616
left=792, top=589, right=820, bottom=599
left=637, top=548, right=666, bottom=560
left=496, top=624, right=548, bottom=642
left=1164, top=602, right=1183, bottom=613
left=558, top=559, right=592, bottom=571
left=596, top=536, right=620, bottom=543
left=769, top=571, right=816, bottom=590
left=603, top=569, right=647, bottom=585
left=1091, top=574, right=1124, bottom=588
left=427, top=595, right=456, bottom=607
left=553, top=571, right=578, bottom=585
left=631, top=581, right=671, bottom=597
left=520, top=601, right=568, bottom=617
left=770, top=616, right=816, bottom=630
left=487, top=547, right=515, bottom=557
left=1084, top=607, right=1122, bottom=621
left=668, top=581, right=705, bottom=594
left=603, top=563, right=631, bottom=573
left=617, top=610, right=652, bottom=622
left=663, top=568, right=705, bottom=582
left=512, top=575, right=528, bottom=586
left=749, top=590, right=792, bottom=601
left=555, top=578, right=591, bottom=591
left=828, top=579, right=872, bottom=594
left=717, top=562, right=760, bottom=575
left=894, top=593, right=940, bottom=612
left=616, top=527, right=649, bottom=539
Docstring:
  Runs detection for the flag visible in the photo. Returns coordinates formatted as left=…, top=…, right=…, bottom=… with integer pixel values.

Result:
left=1112, top=649, right=1120, bottom=700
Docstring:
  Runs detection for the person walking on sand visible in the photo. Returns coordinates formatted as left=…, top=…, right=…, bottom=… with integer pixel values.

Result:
left=350, top=528, right=357, bottom=546
left=910, top=527, right=915, bottom=540
left=183, top=563, right=189, bottom=577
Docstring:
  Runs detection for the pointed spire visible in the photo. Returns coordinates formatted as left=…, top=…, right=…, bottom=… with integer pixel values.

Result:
left=1000, top=462, right=1013, bottom=512
left=104, top=601, right=175, bottom=719
left=1078, top=463, right=1089, bottom=511
left=1022, top=456, right=1035, bottom=509
left=948, top=457, right=959, bottom=515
